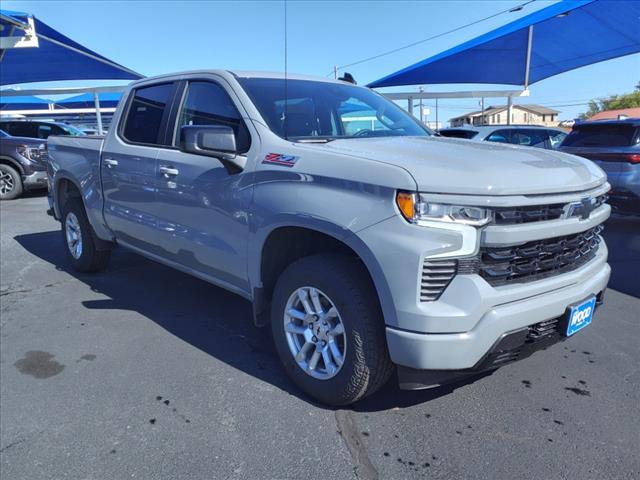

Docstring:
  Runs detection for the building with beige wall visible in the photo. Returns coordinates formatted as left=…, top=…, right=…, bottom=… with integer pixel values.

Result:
left=450, top=104, right=560, bottom=127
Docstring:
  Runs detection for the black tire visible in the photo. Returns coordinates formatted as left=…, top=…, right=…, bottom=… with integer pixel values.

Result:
left=0, top=164, right=23, bottom=200
left=61, top=197, right=111, bottom=272
left=271, top=254, right=393, bottom=406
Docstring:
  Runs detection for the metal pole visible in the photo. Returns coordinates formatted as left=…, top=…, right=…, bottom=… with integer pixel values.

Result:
left=524, top=25, right=533, bottom=89
left=435, top=98, right=439, bottom=131
left=333, top=66, right=338, bottom=79
left=93, top=91, right=103, bottom=135
left=507, top=95, right=513, bottom=125
left=408, top=97, right=413, bottom=117
left=419, top=87, right=424, bottom=124
left=480, top=97, right=485, bottom=126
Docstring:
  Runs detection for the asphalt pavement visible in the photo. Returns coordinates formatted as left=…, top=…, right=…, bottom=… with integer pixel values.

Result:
left=1, top=193, right=639, bottom=480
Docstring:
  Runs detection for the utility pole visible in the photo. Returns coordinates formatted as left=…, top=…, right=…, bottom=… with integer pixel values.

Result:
left=480, top=97, right=485, bottom=126
left=419, top=86, right=424, bottom=124
left=333, top=66, right=338, bottom=79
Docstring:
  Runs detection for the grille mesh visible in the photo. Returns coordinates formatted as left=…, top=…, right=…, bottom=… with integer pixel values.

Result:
left=420, top=259, right=457, bottom=302
left=479, top=226, right=603, bottom=286
left=493, top=194, right=607, bottom=225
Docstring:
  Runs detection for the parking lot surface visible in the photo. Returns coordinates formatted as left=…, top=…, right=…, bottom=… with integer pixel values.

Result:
left=1, top=194, right=639, bottom=480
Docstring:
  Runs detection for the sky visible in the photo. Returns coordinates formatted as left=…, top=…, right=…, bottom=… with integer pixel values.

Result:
left=2, top=0, right=639, bottom=125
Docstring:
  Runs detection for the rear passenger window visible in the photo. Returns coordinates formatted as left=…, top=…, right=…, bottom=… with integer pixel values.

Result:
left=486, top=130, right=511, bottom=144
left=510, top=130, right=548, bottom=148
left=122, top=83, right=174, bottom=145
left=6, top=122, right=36, bottom=138
left=37, top=124, right=53, bottom=139
left=175, top=81, right=251, bottom=153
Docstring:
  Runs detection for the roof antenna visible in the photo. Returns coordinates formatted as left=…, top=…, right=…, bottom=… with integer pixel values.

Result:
left=283, top=0, right=288, bottom=140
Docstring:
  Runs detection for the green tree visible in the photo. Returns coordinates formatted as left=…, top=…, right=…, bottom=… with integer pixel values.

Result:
left=580, top=85, right=640, bottom=119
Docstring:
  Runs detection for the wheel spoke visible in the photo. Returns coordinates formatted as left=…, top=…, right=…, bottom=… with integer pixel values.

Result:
left=295, top=341, right=313, bottom=363
left=297, top=289, right=314, bottom=315
left=309, top=288, right=324, bottom=315
left=321, top=347, right=337, bottom=375
left=327, top=339, right=343, bottom=366
left=329, top=322, right=344, bottom=337
left=325, top=307, right=338, bottom=319
left=286, top=308, right=306, bottom=321
left=308, top=349, right=321, bottom=371
left=284, top=321, right=307, bottom=335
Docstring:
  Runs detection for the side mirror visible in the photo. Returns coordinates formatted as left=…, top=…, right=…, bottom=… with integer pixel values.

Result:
left=180, top=125, right=246, bottom=173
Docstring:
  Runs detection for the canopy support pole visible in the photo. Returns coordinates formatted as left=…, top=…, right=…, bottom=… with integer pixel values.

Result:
left=93, top=91, right=103, bottom=135
left=408, top=97, right=413, bottom=117
left=435, top=98, right=439, bottom=131
left=524, top=25, right=533, bottom=89
left=507, top=95, right=513, bottom=125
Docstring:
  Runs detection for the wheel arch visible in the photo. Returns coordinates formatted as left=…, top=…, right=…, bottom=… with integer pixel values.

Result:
left=0, top=156, right=25, bottom=175
left=251, top=220, right=397, bottom=328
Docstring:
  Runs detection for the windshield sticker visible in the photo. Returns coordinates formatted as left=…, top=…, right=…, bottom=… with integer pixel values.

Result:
left=262, top=153, right=299, bottom=167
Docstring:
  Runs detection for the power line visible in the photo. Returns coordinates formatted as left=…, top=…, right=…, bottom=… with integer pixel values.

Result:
left=329, top=0, right=537, bottom=76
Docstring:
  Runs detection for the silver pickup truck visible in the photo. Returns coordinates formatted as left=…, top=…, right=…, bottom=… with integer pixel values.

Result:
left=47, top=70, right=611, bottom=405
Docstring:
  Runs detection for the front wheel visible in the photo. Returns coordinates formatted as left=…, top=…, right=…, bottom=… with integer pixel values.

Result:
left=271, top=254, right=393, bottom=406
left=61, top=198, right=111, bottom=272
left=0, top=164, right=23, bottom=200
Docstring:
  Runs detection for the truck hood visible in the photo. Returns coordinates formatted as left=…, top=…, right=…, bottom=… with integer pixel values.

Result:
left=317, top=136, right=606, bottom=195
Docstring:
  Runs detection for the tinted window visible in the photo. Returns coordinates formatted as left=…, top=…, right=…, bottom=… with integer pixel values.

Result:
left=510, top=129, right=548, bottom=148
left=439, top=129, right=478, bottom=139
left=122, top=83, right=174, bottom=145
left=485, top=130, right=511, bottom=143
left=548, top=130, right=567, bottom=148
left=37, top=124, right=53, bottom=139
left=238, top=78, right=429, bottom=140
left=562, top=124, right=640, bottom=147
left=175, top=81, right=250, bottom=153
left=2, top=122, right=36, bottom=138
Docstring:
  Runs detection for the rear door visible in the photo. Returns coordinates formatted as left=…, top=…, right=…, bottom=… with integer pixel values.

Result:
left=101, top=82, right=178, bottom=254
left=154, top=78, right=254, bottom=292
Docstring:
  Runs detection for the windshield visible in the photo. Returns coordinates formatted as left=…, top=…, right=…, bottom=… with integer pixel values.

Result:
left=238, top=78, right=430, bottom=140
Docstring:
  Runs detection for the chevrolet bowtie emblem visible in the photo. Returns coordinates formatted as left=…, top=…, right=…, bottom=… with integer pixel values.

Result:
left=568, top=197, right=597, bottom=220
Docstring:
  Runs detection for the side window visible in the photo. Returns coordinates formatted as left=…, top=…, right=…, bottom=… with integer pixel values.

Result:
left=122, top=83, right=174, bottom=145
left=37, top=124, right=53, bottom=139
left=175, top=81, right=250, bottom=153
left=511, top=129, right=547, bottom=148
left=9, top=122, right=37, bottom=138
left=548, top=130, right=567, bottom=148
left=486, top=129, right=511, bottom=144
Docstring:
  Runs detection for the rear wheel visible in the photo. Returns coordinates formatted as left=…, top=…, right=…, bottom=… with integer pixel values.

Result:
left=61, top=197, right=111, bottom=272
left=271, top=254, right=393, bottom=406
left=0, top=164, right=23, bottom=200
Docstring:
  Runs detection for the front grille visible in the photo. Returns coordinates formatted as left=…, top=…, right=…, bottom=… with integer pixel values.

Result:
left=420, top=259, right=457, bottom=301
left=493, top=194, right=607, bottom=225
left=479, top=225, right=603, bottom=286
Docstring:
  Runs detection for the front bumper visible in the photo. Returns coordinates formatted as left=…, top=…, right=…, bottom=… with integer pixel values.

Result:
left=386, top=246, right=610, bottom=371
left=23, top=170, right=48, bottom=190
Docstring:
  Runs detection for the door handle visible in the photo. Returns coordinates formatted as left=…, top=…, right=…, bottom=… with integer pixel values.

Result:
left=104, top=158, right=118, bottom=168
left=159, top=166, right=179, bottom=177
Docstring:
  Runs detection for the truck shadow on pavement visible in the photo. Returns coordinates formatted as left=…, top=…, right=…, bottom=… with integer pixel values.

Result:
left=15, top=230, right=490, bottom=411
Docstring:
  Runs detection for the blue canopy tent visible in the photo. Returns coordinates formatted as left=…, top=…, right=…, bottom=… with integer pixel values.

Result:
left=368, top=0, right=640, bottom=88
left=0, top=93, right=49, bottom=111
left=55, top=92, right=122, bottom=109
left=0, top=9, right=142, bottom=85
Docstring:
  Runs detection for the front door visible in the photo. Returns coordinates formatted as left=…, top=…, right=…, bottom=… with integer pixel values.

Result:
left=154, top=79, right=254, bottom=293
left=102, top=82, right=176, bottom=254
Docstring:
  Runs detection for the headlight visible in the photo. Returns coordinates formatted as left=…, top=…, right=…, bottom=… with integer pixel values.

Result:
left=16, top=144, right=47, bottom=162
left=396, top=191, right=492, bottom=226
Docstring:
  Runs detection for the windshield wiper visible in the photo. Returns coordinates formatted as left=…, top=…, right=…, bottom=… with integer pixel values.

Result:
left=294, top=137, right=336, bottom=143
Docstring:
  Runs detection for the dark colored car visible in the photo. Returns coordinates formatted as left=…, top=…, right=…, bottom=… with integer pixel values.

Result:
left=0, top=119, right=86, bottom=139
left=439, top=125, right=568, bottom=149
left=560, top=119, right=640, bottom=215
left=0, top=129, right=48, bottom=200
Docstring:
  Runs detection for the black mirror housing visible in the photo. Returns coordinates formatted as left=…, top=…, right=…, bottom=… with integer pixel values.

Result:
left=180, top=125, right=246, bottom=173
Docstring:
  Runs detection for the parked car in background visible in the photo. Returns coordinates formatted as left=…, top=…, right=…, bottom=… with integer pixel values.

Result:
left=560, top=119, right=639, bottom=215
left=439, top=125, right=568, bottom=149
left=0, top=119, right=86, bottom=139
left=47, top=70, right=610, bottom=405
left=0, top=129, right=48, bottom=200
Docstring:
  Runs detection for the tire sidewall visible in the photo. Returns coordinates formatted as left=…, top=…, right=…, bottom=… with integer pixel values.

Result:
left=271, top=256, right=381, bottom=405
left=0, top=164, right=23, bottom=200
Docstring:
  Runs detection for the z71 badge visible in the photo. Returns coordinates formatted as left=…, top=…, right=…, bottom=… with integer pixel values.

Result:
left=262, top=153, right=299, bottom=167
